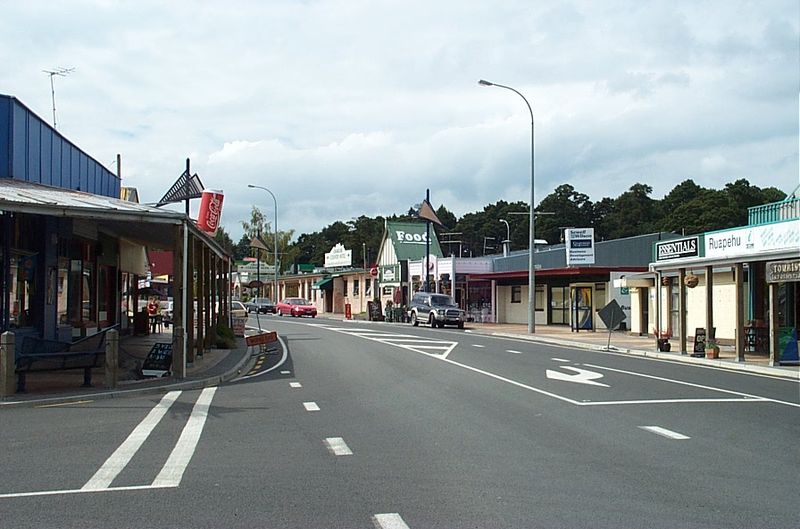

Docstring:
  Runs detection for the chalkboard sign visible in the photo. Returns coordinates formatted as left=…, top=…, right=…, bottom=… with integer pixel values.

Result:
left=142, top=342, right=173, bottom=377
left=367, top=301, right=383, bottom=322
left=692, top=328, right=706, bottom=356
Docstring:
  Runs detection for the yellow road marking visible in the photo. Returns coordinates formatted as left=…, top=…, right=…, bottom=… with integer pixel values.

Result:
left=36, top=399, right=94, bottom=408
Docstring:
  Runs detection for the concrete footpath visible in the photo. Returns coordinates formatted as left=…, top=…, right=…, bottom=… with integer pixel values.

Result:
left=2, top=317, right=797, bottom=407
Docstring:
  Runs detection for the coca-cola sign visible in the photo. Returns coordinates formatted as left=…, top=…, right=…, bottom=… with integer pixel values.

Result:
left=197, top=189, right=224, bottom=234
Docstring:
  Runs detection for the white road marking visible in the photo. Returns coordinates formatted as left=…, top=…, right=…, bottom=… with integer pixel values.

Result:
left=639, top=426, right=691, bottom=440
left=280, top=370, right=291, bottom=375
left=472, top=344, right=485, bottom=348
left=372, top=512, right=411, bottom=529
left=551, top=357, right=571, bottom=363
left=303, top=401, right=320, bottom=411
left=327, top=326, right=458, bottom=359
left=546, top=366, right=609, bottom=387
left=151, top=387, right=217, bottom=487
left=324, top=437, right=353, bottom=456
left=82, top=391, right=181, bottom=490
left=0, top=484, right=177, bottom=499
left=582, top=397, right=766, bottom=406
left=290, top=382, right=302, bottom=388
left=506, top=350, right=523, bottom=354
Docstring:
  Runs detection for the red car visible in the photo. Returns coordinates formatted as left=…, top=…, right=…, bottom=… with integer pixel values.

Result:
left=277, top=298, right=317, bottom=318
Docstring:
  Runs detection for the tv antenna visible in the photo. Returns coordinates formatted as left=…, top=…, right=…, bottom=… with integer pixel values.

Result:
left=42, top=67, right=75, bottom=129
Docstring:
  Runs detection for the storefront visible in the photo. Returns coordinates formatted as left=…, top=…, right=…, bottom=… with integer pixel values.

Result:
left=649, top=203, right=800, bottom=364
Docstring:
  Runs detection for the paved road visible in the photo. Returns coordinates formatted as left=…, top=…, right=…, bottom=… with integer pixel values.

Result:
left=1, top=317, right=798, bottom=528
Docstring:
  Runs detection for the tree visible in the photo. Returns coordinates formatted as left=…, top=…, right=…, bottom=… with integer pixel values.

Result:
left=597, top=183, right=663, bottom=239
left=534, top=184, right=594, bottom=245
left=213, top=226, right=235, bottom=256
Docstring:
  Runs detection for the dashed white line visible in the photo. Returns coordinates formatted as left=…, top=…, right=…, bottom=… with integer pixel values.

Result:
left=552, top=358, right=571, bottom=363
left=280, top=370, right=291, bottom=375
left=290, top=382, right=302, bottom=388
left=303, top=402, right=320, bottom=412
left=472, top=344, right=485, bottom=348
left=372, top=512, right=411, bottom=529
left=639, top=426, right=690, bottom=440
left=506, top=350, right=523, bottom=354
left=324, top=437, right=353, bottom=456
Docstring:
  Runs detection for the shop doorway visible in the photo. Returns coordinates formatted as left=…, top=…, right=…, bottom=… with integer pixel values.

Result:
left=572, top=286, right=593, bottom=331
left=550, top=286, right=570, bottom=325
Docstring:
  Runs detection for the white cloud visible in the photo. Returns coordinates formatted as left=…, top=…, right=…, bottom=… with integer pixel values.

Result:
left=0, top=0, right=796, bottom=238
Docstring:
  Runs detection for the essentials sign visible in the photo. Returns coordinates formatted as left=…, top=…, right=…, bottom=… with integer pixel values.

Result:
left=656, top=237, right=699, bottom=261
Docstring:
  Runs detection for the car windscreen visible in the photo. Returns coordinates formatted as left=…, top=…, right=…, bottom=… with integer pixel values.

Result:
left=430, top=295, right=455, bottom=307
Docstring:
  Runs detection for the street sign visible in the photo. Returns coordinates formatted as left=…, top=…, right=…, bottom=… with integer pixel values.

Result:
left=597, top=299, right=626, bottom=330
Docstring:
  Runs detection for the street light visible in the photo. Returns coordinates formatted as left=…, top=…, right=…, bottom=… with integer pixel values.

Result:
left=479, top=78, right=536, bottom=333
left=247, top=184, right=279, bottom=303
left=500, top=219, right=510, bottom=256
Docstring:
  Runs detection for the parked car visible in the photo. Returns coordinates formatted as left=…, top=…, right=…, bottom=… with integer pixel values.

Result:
left=408, top=292, right=466, bottom=329
left=230, top=300, right=248, bottom=319
left=245, top=297, right=276, bottom=314
left=276, top=298, right=317, bottom=318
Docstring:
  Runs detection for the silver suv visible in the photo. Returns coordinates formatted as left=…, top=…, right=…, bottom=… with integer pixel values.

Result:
left=408, top=292, right=466, bottom=329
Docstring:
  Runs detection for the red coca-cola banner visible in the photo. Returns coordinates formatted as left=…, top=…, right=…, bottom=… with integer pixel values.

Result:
left=197, top=189, right=224, bottom=234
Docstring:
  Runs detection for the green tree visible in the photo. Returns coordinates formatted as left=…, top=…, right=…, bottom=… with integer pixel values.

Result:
left=213, top=226, right=235, bottom=256
left=534, top=184, right=594, bottom=245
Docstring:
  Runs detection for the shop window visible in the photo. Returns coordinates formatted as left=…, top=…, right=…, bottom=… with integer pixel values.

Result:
left=595, top=283, right=606, bottom=310
left=511, top=286, right=522, bottom=303
left=353, top=279, right=360, bottom=296
left=9, top=252, right=38, bottom=328
left=535, top=284, right=545, bottom=311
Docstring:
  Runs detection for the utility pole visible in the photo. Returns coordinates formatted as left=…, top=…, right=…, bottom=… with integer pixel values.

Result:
left=43, top=67, right=75, bottom=129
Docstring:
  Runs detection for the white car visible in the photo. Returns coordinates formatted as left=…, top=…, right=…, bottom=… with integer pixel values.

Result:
left=231, top=300, right=247, bottom=319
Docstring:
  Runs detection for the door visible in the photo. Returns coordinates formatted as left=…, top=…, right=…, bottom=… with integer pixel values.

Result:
left=573, top=286, right=593, bottom=330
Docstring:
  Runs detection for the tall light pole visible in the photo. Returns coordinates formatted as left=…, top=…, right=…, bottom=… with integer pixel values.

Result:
left=500, top=219, right=510, bottom=256
left=247, top=184, right=279, bottom=302
left=479, top=79, right=536, bottom=333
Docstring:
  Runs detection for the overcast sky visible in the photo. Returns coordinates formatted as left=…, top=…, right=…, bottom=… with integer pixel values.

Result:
left=2, top=1, right=798, bottom=240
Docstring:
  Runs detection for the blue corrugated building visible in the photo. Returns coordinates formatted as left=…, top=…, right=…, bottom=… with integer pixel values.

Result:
left=0, top=94, right=120, bottom=196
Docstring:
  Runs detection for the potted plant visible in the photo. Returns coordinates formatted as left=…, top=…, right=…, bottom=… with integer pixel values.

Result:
left=654, top=328, right=672, bottom=351
left=705, top=339, right=720, bottom=359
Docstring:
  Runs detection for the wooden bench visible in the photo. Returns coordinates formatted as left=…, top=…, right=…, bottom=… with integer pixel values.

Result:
left=16, top=329, right=112, bottom=393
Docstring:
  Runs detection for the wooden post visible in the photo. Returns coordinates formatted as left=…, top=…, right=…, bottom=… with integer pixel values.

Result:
left=679, top=268, right=687, bottom=354
left=705, top=265, right=714, bottom=342
left=768, top=282, right=780, bottom=366
left=1, top=331, right=15, bottom=397
left=173, top=224, right=186, bottom=378
left=735, top=263, right=745, bottom=362
left=186, top=235, right=195, bottom=364
left=104, top=329, right=118, bottom=389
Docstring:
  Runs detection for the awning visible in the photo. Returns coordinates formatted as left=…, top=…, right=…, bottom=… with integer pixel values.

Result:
left=312, top=277, right=333, bottom=290
left=614, top=272, right=655, bottom=288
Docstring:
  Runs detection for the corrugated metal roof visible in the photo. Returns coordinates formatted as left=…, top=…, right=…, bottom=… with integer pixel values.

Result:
left=0, top=178, right=184, bottom=222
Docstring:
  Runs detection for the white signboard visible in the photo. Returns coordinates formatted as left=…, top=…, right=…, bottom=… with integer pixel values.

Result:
left=324, top=243, right=352, bottom=268
left=704, top=220, right=800, bottom=259
left=565, top=228, right=595, bottom=265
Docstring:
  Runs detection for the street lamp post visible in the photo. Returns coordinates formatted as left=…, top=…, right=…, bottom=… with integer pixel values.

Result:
left=500, top=219, right=510, bottom=256
left=247, top=185, right=279, bottom=303
left=479, top=79, right=536, bottom=333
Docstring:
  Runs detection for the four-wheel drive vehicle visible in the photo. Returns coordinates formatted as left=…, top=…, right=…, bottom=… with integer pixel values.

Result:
left=408, top=292, right=465, bottom=329
left=245, top=298, right=276, bottom=314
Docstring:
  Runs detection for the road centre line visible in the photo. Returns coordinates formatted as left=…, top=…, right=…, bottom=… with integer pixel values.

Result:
left=372, top=512, right=411, bottom=529
left=506, top=350, right=523, bottom=354
left=303, top=402, right=320, bottom=411
left=290, top=382, right=302, bottom=388
left=639, top=426, right=691, bottom=440
left=82, top=391, right=181, bottom=490
left=152, top=387, right=217, bottom=487
left=472, top=344, right=485, bottom=348
left=582, top=363, right=796, bottom=406
left=324, top=437, right=353, bottom=456
left=552, top=358, right=571, bottom=363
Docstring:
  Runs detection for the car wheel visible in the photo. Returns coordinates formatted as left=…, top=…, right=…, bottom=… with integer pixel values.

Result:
left=429, top=316, right=437, bottom=328
left=411, top=312, right=418, bottom=326
left=278, top=310, right=284, bottom=316
left=457, top=322, right=464, bottom=329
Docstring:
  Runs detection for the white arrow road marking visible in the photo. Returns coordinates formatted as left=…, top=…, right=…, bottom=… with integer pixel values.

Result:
left=639, top=426, right=690, bottom=440
left=546, top=366, right=609, bottom=387
left=372, top=513, right=411, bottom=529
